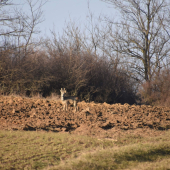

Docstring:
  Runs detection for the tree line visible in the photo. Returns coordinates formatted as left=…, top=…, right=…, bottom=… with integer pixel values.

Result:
left=0, top=0, right=170, bottom=106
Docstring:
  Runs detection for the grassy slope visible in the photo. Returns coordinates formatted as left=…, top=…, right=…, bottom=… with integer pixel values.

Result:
left=0, top=130, right=170, bottom=170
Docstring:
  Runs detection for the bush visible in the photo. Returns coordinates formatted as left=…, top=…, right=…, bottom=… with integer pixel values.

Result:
left=0, top=36, right=137, bottom=104
left=139, top=69, right=170, bottom=106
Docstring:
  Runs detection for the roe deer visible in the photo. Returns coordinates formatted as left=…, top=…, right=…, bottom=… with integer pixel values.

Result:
left=60, top=88, right=78, bottom=112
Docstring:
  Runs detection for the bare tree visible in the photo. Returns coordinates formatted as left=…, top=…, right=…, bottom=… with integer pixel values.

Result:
left=0, top=0, right=48, bottom=95
left=45, top=29, right=93, bottom=96
left=0, top=0, right=47, bottom=49
left=102, top=0, right=170, bottom=82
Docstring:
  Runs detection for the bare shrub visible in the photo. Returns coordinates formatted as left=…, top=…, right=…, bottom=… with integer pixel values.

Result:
left=139, top=69, right=170, bottom=106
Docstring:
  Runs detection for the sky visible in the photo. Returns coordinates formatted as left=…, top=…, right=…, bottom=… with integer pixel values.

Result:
left=4, top=0, right=118, bottom=38
left=25, top=0, right=117, bottom=37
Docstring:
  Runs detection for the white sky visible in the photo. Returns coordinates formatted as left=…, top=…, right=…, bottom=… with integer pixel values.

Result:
left=9, top=0, right=117, bottom=37
left=39, top=0, right=117, bottom=37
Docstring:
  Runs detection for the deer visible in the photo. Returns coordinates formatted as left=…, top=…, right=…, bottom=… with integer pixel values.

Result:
left=60, top=88, right=78, bottom=112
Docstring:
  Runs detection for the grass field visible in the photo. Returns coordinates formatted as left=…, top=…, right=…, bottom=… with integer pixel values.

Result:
left=0, top=130, right=170, bottom=170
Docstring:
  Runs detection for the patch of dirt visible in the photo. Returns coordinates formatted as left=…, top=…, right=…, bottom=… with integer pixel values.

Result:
left=0, top=95, right=170, bottom=139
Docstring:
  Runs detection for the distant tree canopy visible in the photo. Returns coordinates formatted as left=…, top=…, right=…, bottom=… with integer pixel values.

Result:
left=1, top=0, right=170, bottom=105
left=102, top=0, right=170, bottom=82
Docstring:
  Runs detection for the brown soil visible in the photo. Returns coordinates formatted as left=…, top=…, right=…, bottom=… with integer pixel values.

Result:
left=0, top=95, right=170, bottom=139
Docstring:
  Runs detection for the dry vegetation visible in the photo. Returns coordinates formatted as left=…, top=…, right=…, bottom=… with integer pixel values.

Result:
left=0, top=95, right=170, bottom=138
left=1, top=1, right=170, bottom=106
left=0, top=95, right=170, bottom=169
left=1, top=1, right=170, bottom=169
left=0, top=126, right=170, bottom=170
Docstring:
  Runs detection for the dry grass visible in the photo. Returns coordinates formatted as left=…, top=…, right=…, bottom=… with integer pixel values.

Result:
left=51, top=133, right=170, bottom=170
left=0, top=130, right=170, bottom=170
left=0, top=130, right=113, bottom=170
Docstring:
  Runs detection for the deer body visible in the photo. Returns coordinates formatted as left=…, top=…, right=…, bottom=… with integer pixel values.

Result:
left=60, top=88, right=78, bottom=112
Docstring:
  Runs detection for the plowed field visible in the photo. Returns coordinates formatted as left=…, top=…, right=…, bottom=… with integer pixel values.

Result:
left=0, top=95, right=170, bottom=138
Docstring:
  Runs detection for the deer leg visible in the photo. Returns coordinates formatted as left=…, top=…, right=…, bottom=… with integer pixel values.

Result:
left=66, top=101, right=68, bottom=111
left=74, top=101, right=78, bottom=112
